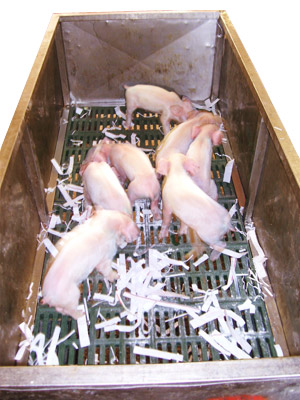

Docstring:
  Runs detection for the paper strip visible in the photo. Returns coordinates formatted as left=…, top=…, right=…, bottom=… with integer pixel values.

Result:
left=222, top=258, right=237, bottom=291
left=190, top=308, right=225, bottom=329
left=149, top=249, right=190, bottom=270
left=77, top=310, right=90, bottom=348
left=104, top=130, right=127, bottom=140
left=211, top=330, right=251, bottom=359
left=26, top=282, right=34, bottom=300
left=95, top=317, right=121, bottom=330
left=246, top=227, right=265, bottom=258
left=51, top=158, right=65, bottom=175
left=123, top=292, right=200, bottom=315
left=115, top=106, right=126, bottom=120
left=275, top=344, right=284, bottom=357
left=47, top=228, right=65, bottom=238
left=19, top=322, right=34, bottom=342
left=49, top=214, right=62, bottom=229
left=46, top=326, right=61, bottom=365
left=224, top=309, right=245, bottom=327
left=66, top=156, right=74, bottom=176
left=75, top=107, right=83, bottom=115
left=202, top=291, right=220, bottom=313
left=238, top=298, right=256, bottom=314
left=131, top=133, right=140, bottom=146
left=230, top=327, right=253, bottom=354
left=56, top=329, right=76, bottom=346
left=30, top=333, right=46, bottom=365
left=223, top=159, right=234, bottom=183
left=43, top=238, right=58, bottom=257
left=83, top=298, right=90, bottom=326
left=220, top=248, right=247, bottom=259
left=57, top=184, right=74, bottom=207
left=199, top=329, right=231, bottom=357
left=15, top=342, right=29, bottom=361
left=246, top=227, right=268, bottom=280
left=104, top=319, right=141, bottom=333
left=229, top=200, right=238, bottom=217
left=51, top=156, right=74, bottom=176
left=70, top=139, right=83, bottom=146
left=193, top=253, right=209, bottom=267
left=93, top=293, right=115, bottom=304
left=133, top=345, right=183, bottom=362
left=64, top=184, right=84, bottom=193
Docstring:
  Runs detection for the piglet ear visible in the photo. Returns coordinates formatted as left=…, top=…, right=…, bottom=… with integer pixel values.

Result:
left=191, top=125, right=202, bottom=139
left=170, top=105, right=184, bottom=117
left=183, top=157, right=199, bottom=176
left=156, top=158, right=170, bottom=176
left=182, top=96, right=193, bottom=110
left=182, top=95, right=191, bottom=103
left=212, top=130, right=224, bottom=145
left=93, top=151, right=107, bottom=163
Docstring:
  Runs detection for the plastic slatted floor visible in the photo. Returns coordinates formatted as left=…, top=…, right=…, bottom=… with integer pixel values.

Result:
left=33, top=106, right=277, bottom=365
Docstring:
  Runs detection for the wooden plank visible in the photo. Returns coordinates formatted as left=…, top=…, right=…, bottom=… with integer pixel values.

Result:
left=245, top=118, right=269, bottom=222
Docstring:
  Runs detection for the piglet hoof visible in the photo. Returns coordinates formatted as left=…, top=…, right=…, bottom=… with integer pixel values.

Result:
left=107, top=270, right=119, bottom=283
left=123, top=120, right=132, bottom=130
left=159, top=228, right=168, bottom=240
left=209, top=249, right=221, bottom=261
left=152, top=209, right=162, bottom=221
left=179, top=226, right=188, bottom=235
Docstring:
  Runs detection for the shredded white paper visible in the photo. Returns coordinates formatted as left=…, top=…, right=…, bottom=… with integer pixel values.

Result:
left=238, top=298, right=256, bottom=314
left=131, top=133, right=140, bottom=146
left=246, top=227, right=268, bottom=280
left=77, top=305, right=90, bottom=348
left=193, top=253, right=209, bottom=267
left=16, top=321, right=75, bottom=365
left=210, top=329, right=251, bottom=359
left=45, top=326, right=61, bottom=365
left=223, top=159, right=234, bottom=183
left=222, top=258, right=237, bottom=291
left=133, top=345, right=183, bottom=362
left=274, top=344, right=284, bottom=357
left=49, top=214, right=62, bottom=229
left=26, top=282, right=34, bottom=300
left=51, top=156, right=74, bottom=176
left=104, top=130, right=127, bottom=140
left=192, top=98, right=220, bottom=115
left=43, top=238, right=58, bottom=257
left=114, top=106, right=126, bottom=120
left=95, top=316, right=121, bottom=330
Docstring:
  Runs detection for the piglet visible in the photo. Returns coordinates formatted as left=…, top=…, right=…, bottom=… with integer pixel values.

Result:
left=41, top=209, right=140, bottom=319
left=80, top=161, right=132, bottom=216
left=95, top=139, right=162, bottom=220
left=123, top=84, right=193, bottom=135
left=157, top=153, right=232, bottom=259
left=155, top=111, right=223, bottom=174
left=185, top=124, right=224, bottom=201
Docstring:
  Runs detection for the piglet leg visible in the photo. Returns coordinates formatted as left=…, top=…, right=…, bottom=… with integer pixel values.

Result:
left=150, top=197, right=162, bottom=220
left=159, top=203, right=173, bottom=239
left=160, top=112, right=171, bottom=135
left=124, top=99, right=135, bottom=129
left=54, top=285, right=84, bottom=320
left=95, top=260, right=118, bottom=282
left=179, top=221, right=188, bottom=235
left=209, top=242, right=226, bottom=261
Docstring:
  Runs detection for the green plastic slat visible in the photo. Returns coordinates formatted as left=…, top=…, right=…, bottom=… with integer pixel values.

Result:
left=32, top=106, right=277, bottom=365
